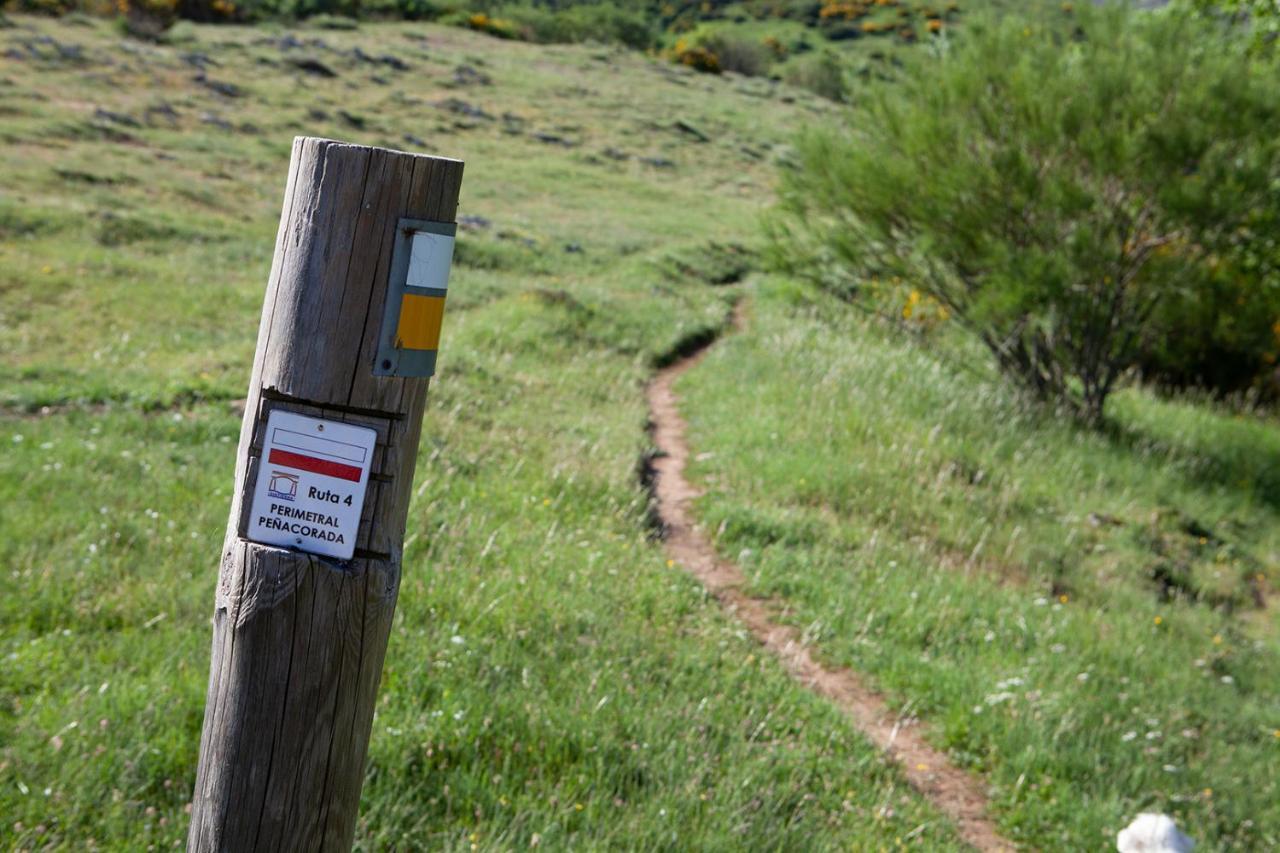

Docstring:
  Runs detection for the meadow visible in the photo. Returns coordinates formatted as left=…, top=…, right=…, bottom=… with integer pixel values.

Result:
left=1, top=6, right=1277, bottom=852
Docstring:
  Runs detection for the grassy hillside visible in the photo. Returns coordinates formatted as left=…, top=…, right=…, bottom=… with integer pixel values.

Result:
left=1, top=6, right=1277, bottom=853
left=680, top=281, right=1280, bottom=848
left=0, top=13, right=965, bottom=851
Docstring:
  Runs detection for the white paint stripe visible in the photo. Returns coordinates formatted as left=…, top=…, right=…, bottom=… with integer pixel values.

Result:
left=406, top=231, right=454, bottom=292
left=270, top=428, right=368, bottom=463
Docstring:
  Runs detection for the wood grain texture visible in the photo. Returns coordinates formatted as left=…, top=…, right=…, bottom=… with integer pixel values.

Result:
left=189, top=138, right=463, bottom=853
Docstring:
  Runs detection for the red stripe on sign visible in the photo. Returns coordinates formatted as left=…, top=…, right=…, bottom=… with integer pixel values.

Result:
left=268, top=448, right=362, bottom=482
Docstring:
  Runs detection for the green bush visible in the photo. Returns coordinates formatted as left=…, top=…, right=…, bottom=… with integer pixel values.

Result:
left=781, top=48, right=848, bottom=101
left=1190, top=0, right=1280, bottom=51
left=701, top=30, right=771, bottom=75
left=771, top=6, right=1280, bottom=423
left=486, top=1, right=654, bottom=48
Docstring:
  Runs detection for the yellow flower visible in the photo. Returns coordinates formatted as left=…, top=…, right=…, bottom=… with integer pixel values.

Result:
left=1059, top=594, right=1069, bottom=604
left=1213, top=634, right=1223, bottom=645
left=1153, top=615, right=1163, bottom=625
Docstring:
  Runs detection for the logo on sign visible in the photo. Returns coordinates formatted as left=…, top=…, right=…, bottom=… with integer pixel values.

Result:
left=268, top=471, right=299, bottom=501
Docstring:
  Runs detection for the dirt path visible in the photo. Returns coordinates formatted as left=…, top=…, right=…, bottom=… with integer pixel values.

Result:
left=646, top=302, right=1012, bottom=852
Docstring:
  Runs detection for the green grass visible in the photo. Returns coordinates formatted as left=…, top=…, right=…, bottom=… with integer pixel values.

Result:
left=3, top=8, right=1278, bottom=852
left=679, top=278, right=1280, bottom=849
left=0, top=14, right=961, bottom=851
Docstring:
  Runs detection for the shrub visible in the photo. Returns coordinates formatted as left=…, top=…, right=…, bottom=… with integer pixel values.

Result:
left=116, top=0, right=179, bottom=37
left=1191, top=0, right=1280, bottom=51
left=781, top=48, right=849, bottom=100
left=672, top=36, right=720, bottom=72
left=497, top=2, right=655, bottom=48
left=771, top=6, right=1280, bottom=423
left=701, top=31, right=771, bottom=75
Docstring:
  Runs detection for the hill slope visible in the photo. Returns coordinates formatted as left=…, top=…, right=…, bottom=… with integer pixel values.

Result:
left=1, top=9, right=1277, bottom=852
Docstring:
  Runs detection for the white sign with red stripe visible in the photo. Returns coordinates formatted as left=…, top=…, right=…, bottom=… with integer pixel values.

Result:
left=246, top=410, right=377, bottom=560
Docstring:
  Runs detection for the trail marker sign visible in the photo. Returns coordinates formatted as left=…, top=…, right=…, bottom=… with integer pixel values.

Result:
left=246, top=410, right=377, bottom=560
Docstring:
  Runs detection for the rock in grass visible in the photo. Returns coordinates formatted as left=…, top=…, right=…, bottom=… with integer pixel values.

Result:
left=337, top=110, right=366, bottom=129
left=1116, top=814, right=1194, bottom=853
left=193, top=72, right=243, bottom=98
left=450, top=64, right=491, bottom=87
left=287, top=57, right=337, bottom=78
left=640, top=156, right=676, bottom=170
left=93, top=107, right=141, bottom=128
left=532, top=132, right=577, bottom=147
left=673, top=119, right=709, bottom=143
left=435, top=98, right=493, bottom=120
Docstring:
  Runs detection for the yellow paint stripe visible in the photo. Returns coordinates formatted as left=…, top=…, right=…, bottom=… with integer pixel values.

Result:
left=396, top=293, right=445, bottom=350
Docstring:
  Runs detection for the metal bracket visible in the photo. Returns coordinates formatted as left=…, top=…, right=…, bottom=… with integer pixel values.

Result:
left=372, top=217, right=457, bottom=378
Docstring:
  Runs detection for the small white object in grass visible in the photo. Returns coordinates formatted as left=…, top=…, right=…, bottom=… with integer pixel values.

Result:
left=1116, top=813, right=1194, bottom=853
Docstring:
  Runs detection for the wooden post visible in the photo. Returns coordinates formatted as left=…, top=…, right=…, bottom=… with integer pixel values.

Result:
left=188, top=138, right=463, bottom=852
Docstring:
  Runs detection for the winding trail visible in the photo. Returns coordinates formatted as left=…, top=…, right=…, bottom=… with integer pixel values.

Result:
left=646, top=302, right=1012, bottom=852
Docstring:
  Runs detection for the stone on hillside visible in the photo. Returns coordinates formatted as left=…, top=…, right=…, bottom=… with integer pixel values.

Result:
left=640, top=156, right=676, bottom=170
left=180, top=51, right=217, bottom=70
left=533, top=132, right=577, bottom=147
left=144, top=101, right=179, bottom=126
left=435, top=98, right=493, bottom=120
left=93, top=107, right=141, bottom=128
left=673, top=119, right=709, bottom=143
left=200, top=112, right=232, bottom=131
left=450, top=64, right=491, bottom=87
left=337, top=110, right=366, bottom=129
left=350, top=46, right=409, bottom=71
left=193, top=72, right=243, bottom=98
left=287, top=57, right=337, bottom=77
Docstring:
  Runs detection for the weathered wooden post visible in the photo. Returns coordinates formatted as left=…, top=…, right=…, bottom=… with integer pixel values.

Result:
left=188, top=137, right=463, bottom=852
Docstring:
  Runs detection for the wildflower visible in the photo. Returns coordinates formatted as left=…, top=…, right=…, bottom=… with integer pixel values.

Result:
left=1153, top=615, right=1163, bottom=626
left=1212, top=635, right=1223, bottom=645
left=1058, top=594, right=1069, bottom=604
